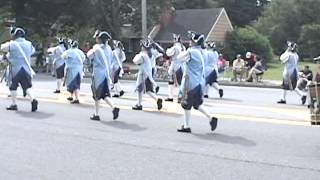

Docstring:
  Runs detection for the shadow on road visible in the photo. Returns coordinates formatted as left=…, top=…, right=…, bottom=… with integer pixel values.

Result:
left=143, top=110, right=183, bottom=118
left=100, top=121, right=147, bottom=132
left=192, top=133, right=256, bottom=147
left=15, top=111, right=54, bottom=120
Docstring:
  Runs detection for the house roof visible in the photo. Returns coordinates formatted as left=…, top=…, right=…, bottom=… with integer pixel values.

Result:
left=154, top=8, right=224, bottom=43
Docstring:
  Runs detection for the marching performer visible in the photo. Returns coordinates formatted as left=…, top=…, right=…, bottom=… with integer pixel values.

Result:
left=110, top=40, right=125, bottom=97
left=87, top=31, right=120, bottom=121
left=165, top=34, right=185, bottom=102
left=204, top=41, right=223, bottom=98
left=175, top=31, right=218, bottom=133
left=132, top=39, right=163, bottom=111
left=53, top=38, right=68, bottom=94
left=150, top=41, right=163, bottom=93
left=0, top=27, right=38, bottom=112
left=277, top=42, right=303, bottom=104
left=62, top=40, right=85, bottom=104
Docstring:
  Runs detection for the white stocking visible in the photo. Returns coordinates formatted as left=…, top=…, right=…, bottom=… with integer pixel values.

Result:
left=94, top=100, right=100, bottom=116
left=74, top=89, right=80, bottom=100
left=282, top=90, right=287, bottom=101
left=204, top=84, right=209, bottom=96
left=168, top=84, right=174, bottom=99
left=57, top=79, right=62, bottom=90
left=213, top=83, right=221, bottom=91
left=198, top=105, right=211, bottom=120
left=104, top=97, right=115, bottom=108
left=295, top=88, right=305, bottom=97
left=147, top=92, right=158, bottom=101
left=26, top=88, right=35, bottom=102
left=114, top=83, right=120, bottom=94
left=10, top=91, right=17, bottom=105
left=183, top=110, right=191, bottom=128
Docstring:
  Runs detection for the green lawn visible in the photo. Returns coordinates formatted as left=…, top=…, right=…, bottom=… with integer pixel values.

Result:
left=264, top=61, right=319, bottom=80
left=220, top=59, right=319, bottom=81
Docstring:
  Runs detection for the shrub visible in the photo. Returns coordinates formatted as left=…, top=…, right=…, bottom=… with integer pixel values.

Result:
left=223, top=26, right=273, bottom=63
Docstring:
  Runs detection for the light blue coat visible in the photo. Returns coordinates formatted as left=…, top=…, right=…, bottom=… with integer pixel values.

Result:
left=87, top=44, right=112, bottom=89
left=177, top=46, right=205, bottom=95
left=133, top=51, right=157, bottom=92
left=0, top=38, right=35, bottom=77
left=205, top=49, right=219, bottom=77
left=62, top=48, right=85, bottom=86
left=53, top=44, right=66, bottom=69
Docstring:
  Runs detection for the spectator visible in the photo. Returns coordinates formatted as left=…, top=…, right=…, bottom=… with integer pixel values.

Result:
left=296, top=66, right=313, bottom=98
left=300, top=65, right=313, bottom=81
left=244, top=52, right=257, bottom=69
left=315, top=65, right=320, bottom=83
left=246, top=57, right=265, bottom=82
left=81, top=42, right=91, bottom=54
left=232, top=54, right=245, bottom=82
left=217, top=53, right=227, bottom=73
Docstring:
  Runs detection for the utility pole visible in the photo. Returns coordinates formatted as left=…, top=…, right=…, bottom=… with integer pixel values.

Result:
left=141, top=0, right=147, bottom=38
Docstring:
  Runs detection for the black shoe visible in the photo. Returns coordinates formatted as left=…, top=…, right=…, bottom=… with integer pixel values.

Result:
left=219, top=89, right=224, bottom=98
left=67, top=97, right=73, bottom=101
left=119, top=90, right=125, bottom=97
left=90, top=114, right=100, bottom=121
left=6, top=104, right=18, bottom=111
left=165, top=98, right=174, bottom=102
left=31, top=99, right=38, bottom=112
left=112, top=94, right=120, bottom=98
left=71, top=100, right=80, bottom=104
left=112, top=107, right=120, bottom=120
left=157, top=98, right=163, bottom=110
left=177, top=125, right=192, bottom=133
left=132, top=104, right=143, bottom=110
left=210, top=117, right=218, bottom=131
left=155, top=86, right=160, bottom=94
left=177, top=97, right=182, bottom=104
left=277, top=100, right=286, bottom=104
left=53, top=90, right=61, bottom=94
left=204, top=95, right=209, bottom=98
left=301, top=96, right=307, bottom=105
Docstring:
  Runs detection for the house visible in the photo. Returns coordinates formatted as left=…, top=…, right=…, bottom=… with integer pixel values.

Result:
left=149, top=8, right=233, bottom=47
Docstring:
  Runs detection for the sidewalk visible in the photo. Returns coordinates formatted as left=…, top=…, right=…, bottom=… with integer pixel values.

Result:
left=35, top=62, right=281, bottom=89
left=121, top=63, right=282, bottom=89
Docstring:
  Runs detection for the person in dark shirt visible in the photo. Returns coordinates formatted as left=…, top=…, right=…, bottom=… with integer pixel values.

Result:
left=297, top=66, right=313, bottom=105
left=300, top=65, right=313, bottom=81
left=315, top=65, right=320, bottom=83
left=244, top=52, right=256, bottom=69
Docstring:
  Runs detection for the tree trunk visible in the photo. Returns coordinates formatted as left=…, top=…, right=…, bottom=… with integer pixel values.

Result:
left=112, top=0, right=121, bottom=39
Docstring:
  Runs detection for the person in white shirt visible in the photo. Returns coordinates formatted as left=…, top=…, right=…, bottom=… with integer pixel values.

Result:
left=0, top=27, right=38, bottom=112
left=62, top=40, right=85, bottom=104
left=132, top=39, right=163, bottom=111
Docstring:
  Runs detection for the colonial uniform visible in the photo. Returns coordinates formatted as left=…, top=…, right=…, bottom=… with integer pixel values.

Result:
left=53, top=39, right=67, bottom=93
left=87, top=30, right=119, bottom=121
left=278, top=42, right=302, bottom=104
left=0, top=27, right=38, bottom=112
left=165, top=37, right=185, bottom=102
left=175, top=31, right=218, bottom=133
left=150, top=45, right=163, bottom=93
left=132, top=39, right=163, bottom=111
left=204, top=42, right=223, bottom=98
left=62, top=41, right=85, bottom=104
left=111, top=40, right=125, bottom=97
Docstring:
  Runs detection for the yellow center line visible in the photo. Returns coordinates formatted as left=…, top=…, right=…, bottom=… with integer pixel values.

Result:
left=0, top=93, right=316, bottom=128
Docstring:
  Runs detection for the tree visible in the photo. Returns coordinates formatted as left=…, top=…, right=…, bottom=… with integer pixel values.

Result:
left=216, top=0, right=270, bottom=27
left=224, top=26, right=273, bottom=63
left=299, top=24, right=320, bottom=58
left=255, top=0, right=320, bottom=56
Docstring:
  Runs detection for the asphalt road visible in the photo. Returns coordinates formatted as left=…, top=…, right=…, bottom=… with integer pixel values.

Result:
left=0, top=76, right=319, bottom=180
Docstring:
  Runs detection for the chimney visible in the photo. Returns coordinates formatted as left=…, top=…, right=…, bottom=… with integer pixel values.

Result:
left=160, top=1, right=175, bottom=28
